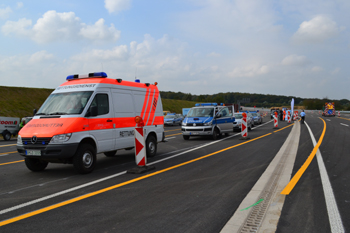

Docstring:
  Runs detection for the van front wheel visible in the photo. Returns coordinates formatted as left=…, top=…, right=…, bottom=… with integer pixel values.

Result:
left=146, top=135, right=157, bottom=158
left=25, top=158, right=48, bottom=172
left=73, top=144, right=96, bottom=174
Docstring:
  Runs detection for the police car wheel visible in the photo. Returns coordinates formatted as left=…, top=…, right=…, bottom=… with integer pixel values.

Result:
left=3, top=132, right=11, bottom=141
left=73, top=144, right=96, bottom=174
left=104, top=150, right=117, bottom=157
left=146, top=135, right=157, bottom=158
left=212, top=128, right=219, bottom=140
left=25, top=158, right=48, bottom=172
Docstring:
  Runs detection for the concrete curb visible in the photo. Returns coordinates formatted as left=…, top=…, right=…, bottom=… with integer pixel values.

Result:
left=221, top=121, right=300, bottom=233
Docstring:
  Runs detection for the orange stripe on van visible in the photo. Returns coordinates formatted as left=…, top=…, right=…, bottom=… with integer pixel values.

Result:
left=141, top=88, right=150, bottom=120
left=147, top=90, right=159, bottom=126
left=144, top=88, right=155, bottom=125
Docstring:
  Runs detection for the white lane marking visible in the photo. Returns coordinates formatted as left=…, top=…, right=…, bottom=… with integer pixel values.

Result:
left=165, top=137, right=176, bottom=140
left=305, top=122, right=345, bottom=233
left=326, top=119, right=331, bottom=121
left=0, top=171, right=126, bottom=215
left=0, top=154, right=9, bottom=157
left=340, top=123, right=349, bottom=127
left=0, top=119, right=274, bottom=215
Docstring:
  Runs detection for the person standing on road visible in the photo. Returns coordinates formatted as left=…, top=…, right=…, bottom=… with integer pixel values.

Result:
left=300, top=110, right=306, bottom=123
left=19, top=120, right=26, bottom=130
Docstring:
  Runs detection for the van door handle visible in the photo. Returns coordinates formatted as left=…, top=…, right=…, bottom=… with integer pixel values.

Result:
left=107, top=119, right=112, bottom=122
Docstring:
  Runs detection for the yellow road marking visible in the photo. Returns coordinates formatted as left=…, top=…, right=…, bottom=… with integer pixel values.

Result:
left=0, top=160, right=24, bottom=166
left=0, top=151, right=18, bottom=156
left=165, top=133, right=182, bottom=137
left=164, top=129, right=181, bottom=132
left=0, top=122, right=294, bottom=227
left=0, top=144, right=17, bottom=148
left=281, top=117, right=326, bottom=195
left=338, top=116, right=350, bottom=121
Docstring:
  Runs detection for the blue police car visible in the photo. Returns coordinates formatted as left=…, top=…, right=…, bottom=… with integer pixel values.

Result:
left=182, top=103, right=235, bottom=140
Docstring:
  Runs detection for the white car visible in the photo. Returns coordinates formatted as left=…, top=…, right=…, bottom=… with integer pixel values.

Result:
left=233, top=112, right=253, bottom=131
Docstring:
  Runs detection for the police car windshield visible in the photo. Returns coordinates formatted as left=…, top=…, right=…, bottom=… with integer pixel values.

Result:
left=37, top=91, right=93, bottom=115
left=187, top=108, right=214, bottom=117
left=235, top=113, right=243, bottom=119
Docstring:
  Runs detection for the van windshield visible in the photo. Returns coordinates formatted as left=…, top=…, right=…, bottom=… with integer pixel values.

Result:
left=37, top=91, right=93, bottom=115
left=187, top=108, right=214, bottom=117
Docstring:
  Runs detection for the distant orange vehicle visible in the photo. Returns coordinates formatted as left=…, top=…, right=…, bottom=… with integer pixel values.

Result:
left=322, top=102, right=335, bottom=117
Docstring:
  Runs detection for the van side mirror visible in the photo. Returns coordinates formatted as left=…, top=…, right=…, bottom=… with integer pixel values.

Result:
left=33, top=109, right=37, bottom=116
left=216, top=113, right=221, bottom=118
left=86, top=106, right=98, bottom=117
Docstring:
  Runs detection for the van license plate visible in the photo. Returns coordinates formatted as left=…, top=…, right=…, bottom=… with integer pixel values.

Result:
left=26, top=150, right=41, bottom=156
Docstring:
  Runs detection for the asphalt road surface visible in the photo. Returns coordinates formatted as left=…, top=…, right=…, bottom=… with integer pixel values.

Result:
left=0, top=112, right=349, bottom=233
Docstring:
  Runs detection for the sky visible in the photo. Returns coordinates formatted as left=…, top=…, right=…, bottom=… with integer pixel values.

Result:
left=0, top=0, right=349, bottom=100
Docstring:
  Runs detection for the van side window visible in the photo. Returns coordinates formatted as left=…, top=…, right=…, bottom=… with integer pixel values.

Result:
left=91, top=94, right=109, bottom=115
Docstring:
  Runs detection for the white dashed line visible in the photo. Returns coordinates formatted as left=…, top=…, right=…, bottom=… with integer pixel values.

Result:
left=340, top=123, right=349, bottom=127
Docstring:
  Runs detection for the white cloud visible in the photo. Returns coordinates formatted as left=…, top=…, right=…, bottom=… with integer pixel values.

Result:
left=17, top=2, right=24, bottom=9
left=331, top=67, right=340, bottom=75
left=207, top=52, right=221, bottom=57
left=2, top=18, right=32, bottom=37
left=80, top=18, right=120, bottom=41
left=281, top=54, right=310, bottom=66
left=1, top=10, right=120, bottom=43
left=292, top=15, right=342, bottom=44
left=29, top=51, right=54, bottom=63
left=72, top=45, right=129, bottom=61
left=228, top=64, right=269, bottom=78
left=311, top=66, right=323, bottom=72
left=0, top=6, right=12, bottom=19
left=104, top=0, right=131, bottom=13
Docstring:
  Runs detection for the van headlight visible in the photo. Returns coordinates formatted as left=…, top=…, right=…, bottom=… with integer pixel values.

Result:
left=182, top=122, right=187, bottom=126
left=17, top=135, right=23, bottom=146
left=50, top=133, right=72, bottom=144
left=204, top=121, right=212, bottom=126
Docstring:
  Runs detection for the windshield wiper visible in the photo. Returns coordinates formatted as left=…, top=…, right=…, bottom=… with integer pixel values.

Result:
left=35, top=112, right=47, bottom=115
left=49, top=112, right=68, bottom=115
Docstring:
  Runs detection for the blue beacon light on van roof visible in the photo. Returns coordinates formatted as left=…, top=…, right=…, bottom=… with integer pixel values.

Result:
left=66, top=72, right=108, bottom=81
left=195, top=103, right=218, bottom=107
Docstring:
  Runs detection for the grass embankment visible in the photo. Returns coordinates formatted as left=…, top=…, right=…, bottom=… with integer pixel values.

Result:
left=0, top=86, right=196, bottom=118
left=161, top=99, right=196, bottom=114
left=0, top=86, right=53, bottom=119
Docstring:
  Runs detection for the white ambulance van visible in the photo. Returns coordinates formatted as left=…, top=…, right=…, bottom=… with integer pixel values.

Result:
left=0, top=117, right=20, bottom=141
left=17, top=72, right=164, bottom=174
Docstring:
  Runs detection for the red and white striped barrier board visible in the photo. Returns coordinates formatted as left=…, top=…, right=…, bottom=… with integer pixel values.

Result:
left=241, top=112, right=248, bottom=138
left=288, top=112, right=291, bottom=123
left=134, top=126, right=146, bottom=166
left=274, top=112, right=278, bottom=128
left=338, top=111, right=340, bottom=117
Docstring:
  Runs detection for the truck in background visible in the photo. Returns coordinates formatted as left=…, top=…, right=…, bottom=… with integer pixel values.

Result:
left=0, top=117, right=20, bottom=141
left=322, top=102, right=335, bottom=117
